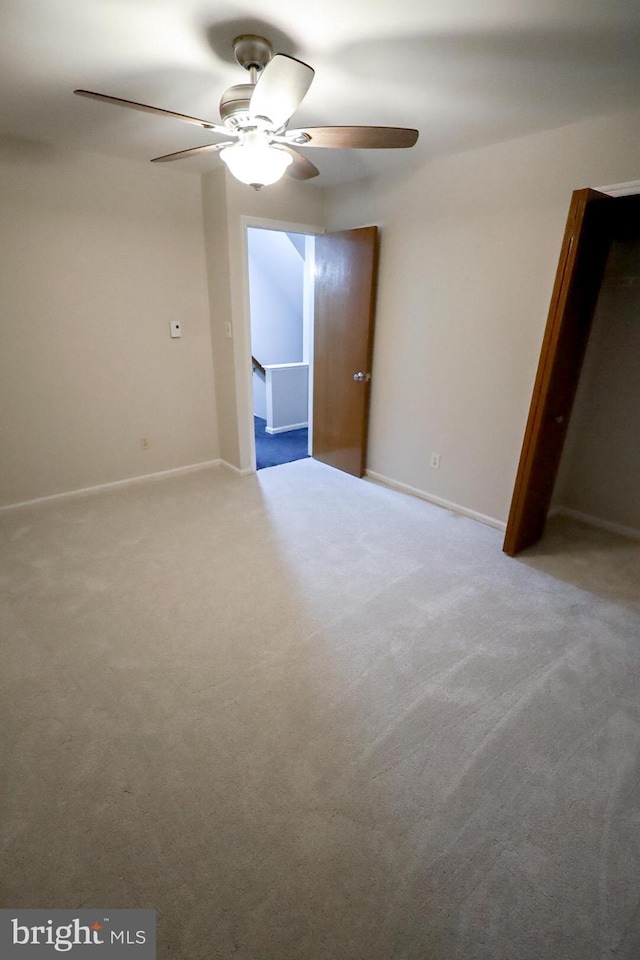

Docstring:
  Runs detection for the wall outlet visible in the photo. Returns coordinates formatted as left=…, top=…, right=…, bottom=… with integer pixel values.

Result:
left=430, top=453, right=441, bottom=469
left=169, top=320, right=182, bottom=338
left=140, top=437, right=150, bottom=449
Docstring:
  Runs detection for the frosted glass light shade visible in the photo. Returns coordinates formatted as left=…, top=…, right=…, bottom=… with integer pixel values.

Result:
left=220, top=133, right=292, bottom=188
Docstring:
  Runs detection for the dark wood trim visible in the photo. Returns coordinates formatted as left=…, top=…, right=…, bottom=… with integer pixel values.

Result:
left=503, top=188, right=613, bottom=556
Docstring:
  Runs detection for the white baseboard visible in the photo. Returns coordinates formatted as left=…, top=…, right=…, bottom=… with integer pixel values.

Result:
left=220, top=460, right=255, bottom=477
left=0, top=459, right=222, bottom=512
left=265, top=422, right=308, bottom=435
left=364, top=470, right=505, bottom=531
left=552, top=506, right=640, bottom=541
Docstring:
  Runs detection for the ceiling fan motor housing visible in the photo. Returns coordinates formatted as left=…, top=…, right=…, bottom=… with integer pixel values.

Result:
left=219, top=84, right=254, bottom=124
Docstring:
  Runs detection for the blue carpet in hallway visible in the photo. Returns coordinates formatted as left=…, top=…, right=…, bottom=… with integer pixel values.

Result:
left=254, top=416, right=310, bottom=470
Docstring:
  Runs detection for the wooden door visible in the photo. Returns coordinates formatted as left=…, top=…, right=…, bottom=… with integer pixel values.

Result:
left=312, top=226, right=379, bottom=477
left=503, top=189, right=615, bottom=556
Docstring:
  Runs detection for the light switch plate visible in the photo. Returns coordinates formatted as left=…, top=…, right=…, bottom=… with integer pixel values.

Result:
left=169, top=320, right=182, bottom=338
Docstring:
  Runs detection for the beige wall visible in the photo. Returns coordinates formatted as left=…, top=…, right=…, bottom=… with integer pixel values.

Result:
left=324, top=108, right=640, bottom=525
left=201, top=168, right=239, bottom=469
left=0, top=141, right=218, bottom=507
left=553, top=238, right=640, bottom=534
left=4, top=108, right=639, bottom=520
left=202, top=169, right=324, bottom=473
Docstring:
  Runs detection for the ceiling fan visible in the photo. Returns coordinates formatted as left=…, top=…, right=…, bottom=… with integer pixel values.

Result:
left=74, top=35, right=419, bottom=190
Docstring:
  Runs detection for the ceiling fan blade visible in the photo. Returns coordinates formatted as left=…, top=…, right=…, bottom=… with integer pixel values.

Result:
left=150, top=142, right=234, bottom=163
left=250, top=54, right=314, bottom=129
left=274, top=145, right=319, bottom=181
left=74, top=90, right=229, bottom=135
left=284, top=126, right=419, bottom=149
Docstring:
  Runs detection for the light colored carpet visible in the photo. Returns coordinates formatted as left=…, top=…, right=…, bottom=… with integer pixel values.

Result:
left=1, top=458, right=639, bottom=960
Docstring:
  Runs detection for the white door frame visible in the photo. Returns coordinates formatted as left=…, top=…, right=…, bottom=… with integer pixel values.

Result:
left=239, top=215, right=324, bottom=472
left=596, top=179, right=640, bottom=196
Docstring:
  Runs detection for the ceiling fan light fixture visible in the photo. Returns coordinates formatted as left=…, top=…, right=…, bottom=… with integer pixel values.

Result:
left=74, top=38, right=419, bottom=183
left=220, top=132, right=292, bottom=189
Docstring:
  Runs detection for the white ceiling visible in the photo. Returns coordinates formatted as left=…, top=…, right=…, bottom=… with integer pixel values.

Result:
left=2, top=0, right=640, bottom=186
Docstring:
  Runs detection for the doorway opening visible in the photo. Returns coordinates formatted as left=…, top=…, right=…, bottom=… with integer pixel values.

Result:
left=549, top=231, right=640, bottom=540
left=247, top=226, right=315, bottom=471
left=239, top=220, right=378, bottom=479
left=504, top=188, right=640, bottom=556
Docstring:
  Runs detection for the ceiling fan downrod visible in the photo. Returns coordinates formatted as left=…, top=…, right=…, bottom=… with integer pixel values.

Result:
left=219, top=35, right=274, bottom=125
